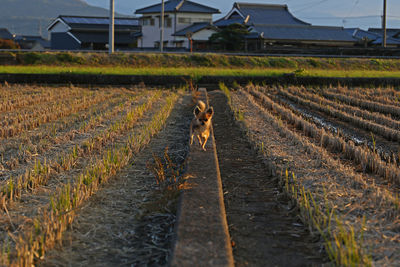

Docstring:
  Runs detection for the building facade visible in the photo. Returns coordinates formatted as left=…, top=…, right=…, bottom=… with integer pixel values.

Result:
left=47, top=16, right=141, bottom=50
left=135, top=0, right=219, bottom=49
left=215, top=2, right=357, bottom=51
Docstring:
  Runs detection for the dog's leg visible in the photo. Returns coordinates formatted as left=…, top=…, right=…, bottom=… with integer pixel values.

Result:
left=201, top=136, right=208, bottom=151
left=197, top=135, right=203, bottom=147
left=190, top=134, right=194, bottom=145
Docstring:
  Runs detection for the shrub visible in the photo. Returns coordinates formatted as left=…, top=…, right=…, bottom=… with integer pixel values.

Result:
left=0, top=39, right=19, bottom=49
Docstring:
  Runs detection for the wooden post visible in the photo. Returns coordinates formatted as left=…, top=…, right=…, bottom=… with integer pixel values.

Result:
left=160, top=0, right=165, bottom=52
left=383, top=0, right=387, bottom=48
left=109, top=0, right=115, bottom=54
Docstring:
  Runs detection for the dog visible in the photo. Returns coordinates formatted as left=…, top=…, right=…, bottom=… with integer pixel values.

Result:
left=190, top=100, right=214, bottom=151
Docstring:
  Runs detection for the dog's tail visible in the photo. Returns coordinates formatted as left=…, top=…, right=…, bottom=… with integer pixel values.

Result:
left=197, top=100, right=206, bottom=112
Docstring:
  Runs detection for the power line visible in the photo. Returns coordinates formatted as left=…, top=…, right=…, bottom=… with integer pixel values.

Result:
left=293, top=0, right=330, bottom=13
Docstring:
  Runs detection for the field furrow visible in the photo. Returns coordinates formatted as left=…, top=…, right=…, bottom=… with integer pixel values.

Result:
left=322, top=91, right=400, bottom=119
left=326, top=86, right=400, bottom=107
left=0, top=86, right=83, bottom=112
left=0, top=87, right=180, bottom=266
left=0, top=90, right=136, bottom=170
left=275, top=88, right=400, bottom=165
left=247, top=87, right=400, bottom=185
left=0, top=88, right=119, bottom=139
left=0, top=90, right=161, bottom=209
left=227, top=86, right=400, bottom=266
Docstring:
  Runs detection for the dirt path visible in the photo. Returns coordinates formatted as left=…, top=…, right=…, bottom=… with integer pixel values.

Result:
left=38, top=94, right=193, bottom=266
left=209, top=91, right=325, bottom=267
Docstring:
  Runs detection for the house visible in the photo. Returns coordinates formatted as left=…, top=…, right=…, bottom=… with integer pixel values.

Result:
left=14, top=35, right=51, bottom=50
left=345, top=28, right=400, bottom=47
left=47, top=15, right=141, bottom=50
left=172, top=22, right=219, bottom=51
left=214, top=3, right=357, bottom=51
left=368, top=28, right=400, bottom=39
left=135, top=0, right=220, bottom=49
left=0, top=28, right=14, bottom=40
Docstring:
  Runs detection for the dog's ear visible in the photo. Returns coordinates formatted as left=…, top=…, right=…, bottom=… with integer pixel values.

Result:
left=194, top=106, right=201, bottom=117
left=206, top=107, right=214, bottom=117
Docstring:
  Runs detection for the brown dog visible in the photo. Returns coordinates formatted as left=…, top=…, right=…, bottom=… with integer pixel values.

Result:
left=190, top=100, right=214, bottom=151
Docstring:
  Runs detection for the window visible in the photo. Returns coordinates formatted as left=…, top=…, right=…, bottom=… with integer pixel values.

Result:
left=142, top=17, right=155, bottom=26
left=165, top=18, right=172, bottom=28
left=158, top=17, right=172, bottom=28
left=194, top=18, right=212, bottom=23
left=178, top=17, right=191, bottom=24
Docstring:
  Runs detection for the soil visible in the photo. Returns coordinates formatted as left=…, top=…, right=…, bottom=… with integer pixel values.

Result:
left=37, top=91, right=328, bottom=267
left=275, top=93, right=400, bottom=167
left=209, top=91, right=325, bottom=267
left=38, top=94, right=193, bottom=266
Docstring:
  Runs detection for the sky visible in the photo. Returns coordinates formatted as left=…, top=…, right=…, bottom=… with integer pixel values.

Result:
left=84, top=0, right=400, bottom=30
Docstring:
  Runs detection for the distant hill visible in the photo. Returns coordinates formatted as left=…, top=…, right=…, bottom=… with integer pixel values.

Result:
left=0, top=0, right=115, bottom=38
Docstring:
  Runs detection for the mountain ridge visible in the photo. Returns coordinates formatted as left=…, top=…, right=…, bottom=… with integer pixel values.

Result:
left=0, top=0, right=118, bottom=37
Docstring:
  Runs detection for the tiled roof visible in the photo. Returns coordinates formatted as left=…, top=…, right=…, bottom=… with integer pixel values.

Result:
left=14, top=35, right=50, bottom=48
left=135, top=0, right=219, bottom=14
left=173, top=22, right=217, bottom=36
left=0, top=28, right=13, bottom=40
left=214, top=18, right=244, bottom=27
left=368, top=28, right=400, bottom=38
left=248, top=24, right=356, bottom=42
left=233, top=2, right=309, bottom=26
left=371, top=37, right=400, bottom=45
left=48, top=16, right=139, bottom=31
left=346, top=28, right=400, bottom=45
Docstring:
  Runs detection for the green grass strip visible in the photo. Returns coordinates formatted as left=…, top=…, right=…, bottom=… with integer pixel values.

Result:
left=2, top=65, right=400, bottom=78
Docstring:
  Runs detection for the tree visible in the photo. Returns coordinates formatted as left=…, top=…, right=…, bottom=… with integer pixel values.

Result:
left=0, top=39, right=20, bottom=49
left=209, top=23, right=249, bottom=51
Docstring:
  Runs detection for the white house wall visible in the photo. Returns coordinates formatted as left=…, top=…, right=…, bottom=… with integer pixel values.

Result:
left=176, top=13, right=212, bottom=25
left=175, top=28, right=217, bottom=49
left=140, top=12, right=213, bottom=48
left=192, top=29, right=217, bottom=40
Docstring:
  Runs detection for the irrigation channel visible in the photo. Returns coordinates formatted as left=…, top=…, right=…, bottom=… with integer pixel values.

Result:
left=32, top=90, right=325, bottom=266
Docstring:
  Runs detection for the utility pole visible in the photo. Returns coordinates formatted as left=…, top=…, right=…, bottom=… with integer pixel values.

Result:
left=160, top=0, right=165, bottom=52
left=382, top=0, right=387, bottom=48
left=109, top=0, right=115, bottom=54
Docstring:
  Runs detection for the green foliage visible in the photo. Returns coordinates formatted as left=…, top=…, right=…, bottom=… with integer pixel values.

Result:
left=56, top=52, right=84, bottom=64
left=20, top=52, right=42, bottom=64
left=189, top=54, right=215, bottom=67
left=209, top=23, right=250, bottom=51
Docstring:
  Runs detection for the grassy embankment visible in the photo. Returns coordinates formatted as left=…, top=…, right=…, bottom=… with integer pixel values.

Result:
left=1, top=51, right=400, bottom=78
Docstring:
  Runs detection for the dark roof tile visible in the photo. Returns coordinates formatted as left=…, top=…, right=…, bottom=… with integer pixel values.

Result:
left=135, top=0, right=219, bottom=14
left=248, top=24, right=356, bottom=42
left=233, top=2, right=309, bottom=26
left=0, top=28, right=13, bottom=39
left=173, top=22, right=217, bottom=36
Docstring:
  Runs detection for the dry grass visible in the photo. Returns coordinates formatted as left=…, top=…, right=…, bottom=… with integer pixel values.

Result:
left=0, top=84, right=183, bottom=266
left=223, top=84, right=400, bottom=266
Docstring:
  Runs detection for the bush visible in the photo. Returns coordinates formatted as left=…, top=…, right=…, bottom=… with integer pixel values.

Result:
left=56, top=52, right=84, bottom=64
left=0, top=39, right=20, bottom=49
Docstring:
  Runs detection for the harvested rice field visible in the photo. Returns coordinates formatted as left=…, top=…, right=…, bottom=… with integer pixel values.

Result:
left=1, top=81, right=400, bottom=266
left=0, top=84, right=187, bottom=266
left=221, top=83, right=400, bottom=266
